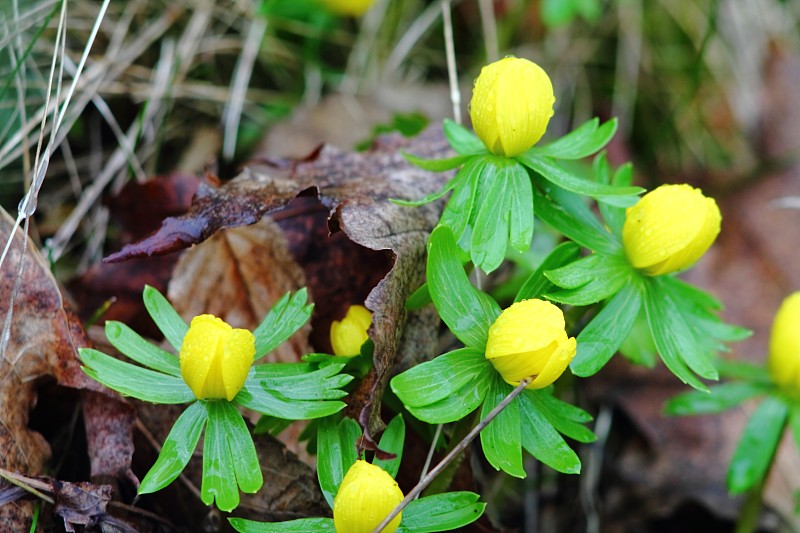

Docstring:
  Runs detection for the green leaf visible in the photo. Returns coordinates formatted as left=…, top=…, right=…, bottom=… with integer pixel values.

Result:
left=443, top=119, right=486, bottom=155
left=533, top=187, right=619, bottom=255
left=427, top=226, right=501, bottom=349
left=644, top=277, right=718, bottom=390
left=571, top=283, right=641, bottom=377
left=317, top=416, right=361, bottom=508
left=480, top=374, right=524, bottom=477
left=508, top=161, right=535, bottom=254
left=143, top=285, right=188, bottom=352
left=139, top=401, right=207, bottom=495
left=252, top=289, right=313, bottom=359
left=439, top=157, right=486, bottom=244
left=545, top=253, right=631, bottom=306
left=402, top=152, right=471, bottom=172
left=405, top=391, right=487, bottom=425
left=391, top=349, right=492, bottom=424
left=716, top=360, right=772, bottom=384
left=518, top=392, right=581, bottom=474
left=373, top=414, right=405, bottom=478
left=728, top=396, right=789, bottom=494
left=526, top=390, right=596, bottom=443
left=202, top=401, right=241, bottom=511
left=665, top=382, right=770, bottom=416
left=213, top=401, right=263, bottom=494
left=405, top=283, right=432, bottom=311
left=237, top=365, right=348, bottom=420
left=104, top=321, right=181, bottom=377
left=618, top=309, right=658, bottom=368
left=391, top=348, right=490, bottom=408
left=598, top=159, right=633, bottom=236
left=79, top=348, right=194, bottom=404
left=250, top=363, right=352, bottom=400
left=527, top=118, right=617, bottom=160
left=518, top=153, right=643, bottom=199
left=398, top=492, right=485, bottom=532
left=515, top=242, right=581, bottom=302
left=471, top=159, right=516, bottom=273
left=789, top=407, right=800, bottom=456
left=229, top=518, right=336, bottom=533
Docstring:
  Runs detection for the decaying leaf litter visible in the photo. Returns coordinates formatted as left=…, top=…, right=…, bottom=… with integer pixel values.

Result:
left=3, top=0, right=800, bottom=531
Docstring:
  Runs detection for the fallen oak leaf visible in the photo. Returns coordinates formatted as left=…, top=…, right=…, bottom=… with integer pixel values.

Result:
left=104, top=128, right=453, bottom=442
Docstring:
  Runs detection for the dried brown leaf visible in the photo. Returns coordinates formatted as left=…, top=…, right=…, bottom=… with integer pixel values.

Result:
left=0, top=208, right=135, bottom=528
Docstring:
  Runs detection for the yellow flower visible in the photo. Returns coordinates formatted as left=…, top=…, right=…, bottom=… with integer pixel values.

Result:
left=622, top=184, right=721, bottom=276
left=485, top=299, right=576, bottom=389
left=333, top=460, right=403, bottom=533
left=179, top=314, right=255, bottom=401
left=469, top=57, right=555, bottom=157
left=768, top=292, right=800, bottom=390
left=321, top=0, right=374, bottom=16
left=330, top=305, right=372, bottom=357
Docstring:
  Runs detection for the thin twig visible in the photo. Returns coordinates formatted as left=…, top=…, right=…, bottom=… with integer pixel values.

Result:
left=222, top=15, right=267, bottom=161
left=418, top=423, right=443, bottom=490
left=441, top=0, right=461, bottom=125
left=0, top=467, right=55, bottom=505
left=477, top=0, right=499, bottom=62
left=371, top=377, right=532, bottom=533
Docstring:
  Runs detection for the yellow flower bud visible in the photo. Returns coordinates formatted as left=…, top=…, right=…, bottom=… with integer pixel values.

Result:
left=333, top=460, right=403, bottom=533
left=768, top=292, right=800, bottom=390
left=330, top=305, right=372, bottom=357
left=622, top=184, right=721, bottom=276
left=469, top=57, right=556, bottom=157
left=179, top=314, right=255, bottom=401
left=321, top=0, right=374, bottom=16
left=485, top=299, right=576, bottom=389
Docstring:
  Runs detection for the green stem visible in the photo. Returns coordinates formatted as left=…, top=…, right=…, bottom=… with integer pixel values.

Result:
left=734, top=479, right=765, bottom=533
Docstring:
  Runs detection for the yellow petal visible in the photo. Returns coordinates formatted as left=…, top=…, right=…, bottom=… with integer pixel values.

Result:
left=331, top=305, right=372, bottom=357
left=768, top=292, right=800, bottom=390
left=485, top=299, right=574, bottom=387
left=334, top=460, right=403, bottom=533
left=470, top=57, right=555, bottom=157
left=528, top=337, right=577, bottom=389
left=180, top=315, right=230, bottom=399
left=622, top=184, right=721, bottom=276
left=179, top=314, right=254, bottom=401
left=221, top=328, right=255, bottom=401
left=486, top=299, right=566, bottom=359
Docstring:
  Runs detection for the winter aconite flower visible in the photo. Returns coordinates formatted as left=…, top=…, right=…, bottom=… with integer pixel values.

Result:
left=485, top=299, right=576, bottom=389
left=622, top=184, right=721, bottom=276
left=330, top=305, right=372, bottom=356
left=768, top=292, right=800, bottom=390
left=333, top=460, right=404, bottom=533
left=321, top=0, right=374, bottom=16
left=79, top=286, right=352, bottom=512
left=180, top=314, right=255, bottom=401
left=470, top=57, right=555, bottom=157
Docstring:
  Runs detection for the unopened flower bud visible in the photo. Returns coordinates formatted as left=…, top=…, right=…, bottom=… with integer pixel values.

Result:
left=469, top=57, right=555, bottom=157
left=485, top=299, right=576, bottom=389
left=768, top=292, right=800, bottom=390
left=622, top=184, right=721, bottom=276
left=333, top=460, right=403, bottom=533
left=180, top=315, right=254, bottom=401
left=330, top=305, right=372, bottom=357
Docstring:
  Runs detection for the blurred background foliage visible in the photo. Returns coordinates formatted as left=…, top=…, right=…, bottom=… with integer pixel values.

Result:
left=1, top=0, right=799, bottom=273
